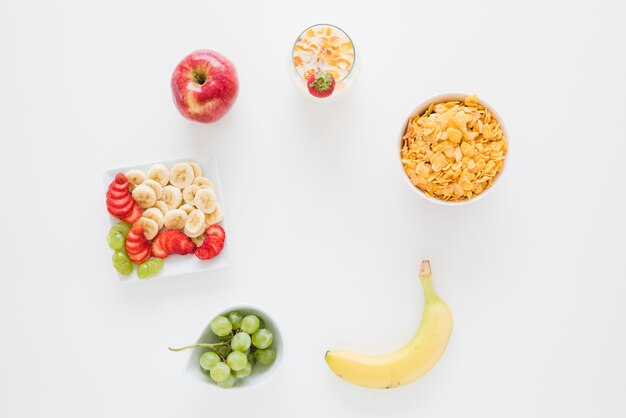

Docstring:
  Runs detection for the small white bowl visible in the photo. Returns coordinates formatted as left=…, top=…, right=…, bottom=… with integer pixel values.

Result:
left=185, top=304, right=283, bottom=390
left=398, top=93, right=509, bottom=206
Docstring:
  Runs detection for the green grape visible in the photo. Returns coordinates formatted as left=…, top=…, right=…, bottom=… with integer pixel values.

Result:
left=226, top=351, right=248, bottom=371
left=213, top=344, right=232, bottom=359
left=210, top=316, right=232, bottom=337
left=112, top=251, right=130, bottom=265
left=112, top=251, right=132, bottom=275
left=252, top=329, right=273, bottom=349
left=199, top=351, right=220, bottom=371
left=234, top=362, right=252, bottom=378
left=217, top=374, right=236, bottom=388
left=227, top=311, right=243, bottom=329
left=137, top=258, right=164, bottom=279
left=255, top=348, right=276, bottom=366
left=110, top=221, right=131, bottom=235
left=107, top=231, right=125, bottom=251
left=209, top=362, right=231, bottom=382
left=231, top=332, right=251, bottom=352
left=241, top=315, right=261, bottom=334
left=114, top=260, right=133, bottom=275
left=247, top=350, right=256, bottom=367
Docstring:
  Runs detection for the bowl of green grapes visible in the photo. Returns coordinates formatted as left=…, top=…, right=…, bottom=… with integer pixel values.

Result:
left=169, top=305, right=282, bottom=389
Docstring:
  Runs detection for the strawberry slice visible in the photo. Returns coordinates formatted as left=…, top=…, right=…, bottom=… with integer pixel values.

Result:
left=120, top=202, right=142, bottom=224
left=160, top=230, right=178, bottom=253
left=151, top=234, right=169, bottom=258
left=126, top=225, right=150, bottom=264
left=129, top=247, right=150, bottom=264
left=107, top=187, right=128, bottom=200
left=206, top=225, right=225, bottom=243
left=194, top=235, right=224, bottom=260
left=107, top=199, right=134, bottom=218
left=106, top=195, right=134, bottom=211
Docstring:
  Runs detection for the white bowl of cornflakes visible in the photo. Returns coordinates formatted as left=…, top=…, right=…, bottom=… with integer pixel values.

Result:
left=399, top=93, right=508, bottom=205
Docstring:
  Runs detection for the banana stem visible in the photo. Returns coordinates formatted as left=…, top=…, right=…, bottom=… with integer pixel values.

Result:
left=168, top=342, right=228, bottom=352
left=419, top=260, right=438, bottom=303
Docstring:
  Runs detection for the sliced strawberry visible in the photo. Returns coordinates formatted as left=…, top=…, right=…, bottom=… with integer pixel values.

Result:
left=120, top=203, right=142, bottom=224
left=178, top=238, right=196, bottom=255
left=107, top=187, right=128, bottom=200
left=194, top=246, right=212, bottom=260
left=206, top=225, right=225, bottom=243
left=106, top=195, right=134, bottom=211
left=195, top=235, right=224, bottom=260
left=170, top=234, right=193, bottom=255
left=160, top=230, right=178, bottom=253
left=125, top=239, right=145, bottom=253
left=151, top=235, right=169, bottom=258
left=107, top=200, right=134, bottom=218
left=129, top=247, right=150, bottom=264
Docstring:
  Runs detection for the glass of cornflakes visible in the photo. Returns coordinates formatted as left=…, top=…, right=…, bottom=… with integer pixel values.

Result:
left=291, top=23, right=358, bottom=101
left=399, top=93, right=509, bottom=205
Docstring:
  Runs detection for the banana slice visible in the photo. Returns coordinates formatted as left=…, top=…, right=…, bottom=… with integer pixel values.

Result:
left=163, top=209, right=187, bottom=230
left=126, top=169, right=146, bottom=187
left=194, top=188, right=217, bottom=214
left=184, top=209, right=205, bottom=237
left=154, top=201, right=168, bottom=216
left=186, top=161, right=203, bottom=177
left=205, top=205, right=224, bottom=225
left=142, top=207, right=164, bottom=230
left=161, top=185, right=183, bottom=209
left=182, top=184, right=201, bottom=205
left=141, top=179, right=163, bottom=200
left=179, top=204, right=195, bottom=214
left=192, top=176, right=215, bottom=191
left=132, top=184, right=157, bottom=208
left=147, top=164, right=170, bottom=187
left=191, top=233, right=206, bottom=247
left=134, top=217, right=159, bottom=240
left=169, top=162, right=195, bottom=189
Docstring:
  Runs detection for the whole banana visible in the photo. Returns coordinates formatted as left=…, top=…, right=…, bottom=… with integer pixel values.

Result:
left=325, top=260, right=453, bottom=389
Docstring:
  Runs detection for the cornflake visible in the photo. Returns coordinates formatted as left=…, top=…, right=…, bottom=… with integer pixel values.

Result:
left=400, top=95, right=507, bottom=201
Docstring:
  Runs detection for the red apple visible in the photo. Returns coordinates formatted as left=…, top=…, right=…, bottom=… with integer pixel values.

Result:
left=171, top=50, right=239, bottom=123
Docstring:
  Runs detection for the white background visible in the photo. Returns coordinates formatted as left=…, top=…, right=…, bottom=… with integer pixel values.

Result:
left=1, top=0, right=625, bottom=417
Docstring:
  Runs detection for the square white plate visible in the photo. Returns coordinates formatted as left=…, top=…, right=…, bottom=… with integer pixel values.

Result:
left=103, top=155, right=230, bottom=283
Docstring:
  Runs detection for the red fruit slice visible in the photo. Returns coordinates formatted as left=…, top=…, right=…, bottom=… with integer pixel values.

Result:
left=106, top=195, right=134, bottom=210
left=180, top=239, right=196, bottom=255
left=206, top=225, right=225, bottom=243
left=129, top=247, right=150, bottom=264
left=194, top=246, right=212, bottom=260
left=121, top=203, right=142, bottom=224
left=160, top=230, right=178, bottom=253
left=107, top=200, right=134, bottom=218
left=107, top=187, right=128, bottom=200
left=125, top=239, right=145, bottom=252
left=151, top=235, right=169, bottom=258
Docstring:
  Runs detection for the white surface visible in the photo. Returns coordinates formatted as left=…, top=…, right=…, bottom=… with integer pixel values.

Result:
left=0, top=1, right=625, bottom=417
left=104, top=155, right=230, bottom=282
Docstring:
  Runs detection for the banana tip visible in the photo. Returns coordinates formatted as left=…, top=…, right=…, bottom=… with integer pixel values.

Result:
left=419, top=260, right=431, bottom=277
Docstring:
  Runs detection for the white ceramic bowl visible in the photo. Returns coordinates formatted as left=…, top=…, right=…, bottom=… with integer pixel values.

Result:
left=398, top=93, right=509, bottom=206
left=185, top=304, right=283, bottom=390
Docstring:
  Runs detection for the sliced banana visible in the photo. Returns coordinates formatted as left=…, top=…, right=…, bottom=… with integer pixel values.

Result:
left=142, top=207, right=164, bottom=230
left=194, top=188, right=217, bottom=214
left=141, top=179, right=163, bottom=200
left=193, top=176, right=215, bottom=191
left=132, top=184, right=157, bottom=209
left=134, top=217, right=159, bottom=240
left=182, top=185, right=200, bottom=205
left=161, top=185, right=183, bottom=209
left=163, top=209, right=187, bottom=230
left=169, top=162, right=195, bottom=189
left=186, top=161, right=203, bottom=177
left=191, top=234, right=206, bottom=247
left=125, top=169, right=146, bottom=187
left=205, top=205, right=224, bottom=225
left=154, top=201, right=168, bottom=216
left=184, top=209, right=205, bottom=237
left=179, top=204, right=195, bottom=214
left=147, top=164, right=170, bottom=187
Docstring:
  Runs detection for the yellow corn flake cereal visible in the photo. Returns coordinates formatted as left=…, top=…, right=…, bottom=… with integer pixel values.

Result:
left=400, top=95, right=507, bottom=201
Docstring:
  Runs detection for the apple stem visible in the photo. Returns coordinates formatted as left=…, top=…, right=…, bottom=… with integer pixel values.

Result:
left=168, top=341, right=228, bottom=352
left=192, top=71, right=207, bottom=85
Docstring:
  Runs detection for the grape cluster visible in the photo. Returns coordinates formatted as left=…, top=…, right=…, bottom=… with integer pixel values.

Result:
left=200, top=312, right=277, bottom=388
left=107, top=222, right=132, bottom=275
